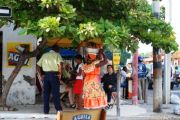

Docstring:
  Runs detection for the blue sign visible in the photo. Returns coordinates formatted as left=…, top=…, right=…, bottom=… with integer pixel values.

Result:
left=72, top=114, right=91, bottom=120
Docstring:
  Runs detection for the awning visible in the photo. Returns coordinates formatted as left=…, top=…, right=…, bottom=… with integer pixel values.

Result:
left=46, top=38, right=72, bottom=48
left=46, top=38, right=103, bottom=48
left=172, top=51, right=180, bottom=59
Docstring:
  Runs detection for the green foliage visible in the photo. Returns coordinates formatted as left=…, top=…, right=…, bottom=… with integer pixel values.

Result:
left=77, top=22, right=99, bottom=41
left=127, top=8, right=178, bottom=53
left=0, top=0, right=76, bottom=39
left=37, top=16, right=66, bottom=38
left=160, top=6, right=166, bottom=20
left=0, top=0, right=178, bottom=53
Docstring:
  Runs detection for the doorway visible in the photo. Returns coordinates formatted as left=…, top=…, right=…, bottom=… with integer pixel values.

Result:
left=0, top=31, right=2, bottom=95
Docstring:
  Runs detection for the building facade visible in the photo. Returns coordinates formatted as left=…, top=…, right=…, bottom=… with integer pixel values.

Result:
left=0, top=24, right=37, bottom=105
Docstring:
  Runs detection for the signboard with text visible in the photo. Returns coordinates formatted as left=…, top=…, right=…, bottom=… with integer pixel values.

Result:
left=0, top=7, right=11, bottom=17
left=113, top=53, right=121, bottom=71
left=7, top=42, right=32, bottom=67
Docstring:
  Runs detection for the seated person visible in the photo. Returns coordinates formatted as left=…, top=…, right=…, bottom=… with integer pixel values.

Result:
left=101, top=65, right=117, bottom=109
left=60, top=63, right=75, bottom=108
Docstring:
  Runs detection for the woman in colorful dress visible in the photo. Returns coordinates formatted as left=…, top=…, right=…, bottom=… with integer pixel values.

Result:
left=82, top=42, right=108, bottom=109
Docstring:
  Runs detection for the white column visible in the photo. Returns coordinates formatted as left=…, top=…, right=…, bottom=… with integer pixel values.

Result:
left=163, top=0, right=172, bottom=104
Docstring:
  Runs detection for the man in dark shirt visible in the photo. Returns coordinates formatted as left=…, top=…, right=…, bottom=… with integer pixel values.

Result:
left=102, top=65, right=117, bottom=107
left=138, top=56, right=147, bottom=102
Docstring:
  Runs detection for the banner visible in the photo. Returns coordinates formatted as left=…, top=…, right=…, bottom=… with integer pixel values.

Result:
left=113, top=53, right=120, bottom=71
left=7, top=42, right=32, bottom=67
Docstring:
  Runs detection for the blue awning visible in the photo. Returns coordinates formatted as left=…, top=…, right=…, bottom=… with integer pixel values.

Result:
left=45, top=48, right=77, bottom=58
left=59, top=48, right=77, bottom=57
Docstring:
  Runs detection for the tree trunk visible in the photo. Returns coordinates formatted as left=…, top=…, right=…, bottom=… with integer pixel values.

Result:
left=153, top=47, right=162, bottom=112
left=1, top=39, right=47, bottom=107
left=2, top=57, right=26, bottom=106
left=132, top=50, right=138, bottom=105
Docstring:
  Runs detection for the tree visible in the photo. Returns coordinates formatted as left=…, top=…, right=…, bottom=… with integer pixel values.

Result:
left=0, top=0, right=178, bottom=108
left=0, top=0, right=77, bottom=108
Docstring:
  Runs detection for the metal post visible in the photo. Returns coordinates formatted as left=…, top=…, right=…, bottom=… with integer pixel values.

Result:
left=116, top=70, right=121, bottom=117
left=132, top=50, right=138, bottom=104
left=163, top=0, right=172, bottom=105
left=152, top=1, right=162, bottom=112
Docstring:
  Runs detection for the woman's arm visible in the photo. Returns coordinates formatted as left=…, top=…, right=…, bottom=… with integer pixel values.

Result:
left=96, top=49, right=108, bottom=67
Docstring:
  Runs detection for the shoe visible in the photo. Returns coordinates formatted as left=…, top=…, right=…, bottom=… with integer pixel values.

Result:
left=56, top=111, right=61, bottom=120
left=105, top=104, right=113, bottom=110
left=108, top=104, right=113, bottom=109
left=44, top=112, right=49, bottom=114
left=70, top=104, right=76, bottom=109
left=105, top=105, right=110, bottom=110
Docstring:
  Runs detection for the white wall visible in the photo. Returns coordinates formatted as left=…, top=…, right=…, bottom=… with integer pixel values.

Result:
left=0, top=24, right=37, bottom=105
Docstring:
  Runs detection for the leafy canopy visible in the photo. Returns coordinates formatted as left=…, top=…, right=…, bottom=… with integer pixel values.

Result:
left=0, top=0, right=178, bottom=53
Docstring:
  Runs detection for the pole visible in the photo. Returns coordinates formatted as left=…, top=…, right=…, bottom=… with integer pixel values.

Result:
left=113, top=52, right=121, bottom=117
left=132, top=51, right=138, bottom=104
left=163, top=0, right=172, bottom=104
left=116, top=70, right=121, bottom=117
left=163, top=54, right=171, bottom=104
left=152, top=1, right=162, bottom=112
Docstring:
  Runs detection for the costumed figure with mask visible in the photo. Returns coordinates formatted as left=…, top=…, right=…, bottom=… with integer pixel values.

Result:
left=82, top=42, right=108, bottom=109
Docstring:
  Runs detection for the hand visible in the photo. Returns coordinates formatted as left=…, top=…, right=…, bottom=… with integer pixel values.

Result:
left=108, top=85, right=112, bottom=88
left=57, top=74, right=61, bottom=80
left=98, top=49, right=104, bottom=55
left=39, top=75, right=45, bottom=81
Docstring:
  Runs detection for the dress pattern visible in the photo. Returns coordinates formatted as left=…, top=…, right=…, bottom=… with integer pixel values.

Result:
left=83, top=61, right=107, bottom=109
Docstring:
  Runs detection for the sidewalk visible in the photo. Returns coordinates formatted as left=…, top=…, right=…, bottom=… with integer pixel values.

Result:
left=0, top=103, right=156, bottom=120
left=0, top=91, right=180, bottom=120
left=0, top=102, right=180, bottom=120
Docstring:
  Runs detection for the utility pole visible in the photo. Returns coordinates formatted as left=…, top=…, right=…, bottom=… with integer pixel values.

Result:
left=113, top=52, right=121, bottom=117
left=163, top=0, right=172, bottom=104
left=132, top=51, right=138, bottom=105
left=152, top=0, right=162, bottom=112
left=116, top=71, right=121, bottom=117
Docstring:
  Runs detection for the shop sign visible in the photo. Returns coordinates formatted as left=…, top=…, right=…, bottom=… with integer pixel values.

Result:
left=113, top=53, right=121, bottom=71
left=72, top=114, right=91, bottom=120
left=7, top=42, right=32, bottom=67
left=0, top=7, right=11, bottom=17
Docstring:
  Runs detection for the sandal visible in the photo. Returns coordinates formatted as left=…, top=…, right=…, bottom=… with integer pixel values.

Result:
left=70, top=104, right=76, bottom=109
left=105, top=105, right=110, bottom=110
left=109, top=104, right=113, bottom=109
left=105, top=104, right=113, bottom=110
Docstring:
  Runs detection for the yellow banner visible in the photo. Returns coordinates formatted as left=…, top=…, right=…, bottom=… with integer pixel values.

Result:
left=113, top=53, right=120, bottom=71
left=113, top=53, right=120, bottom=65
